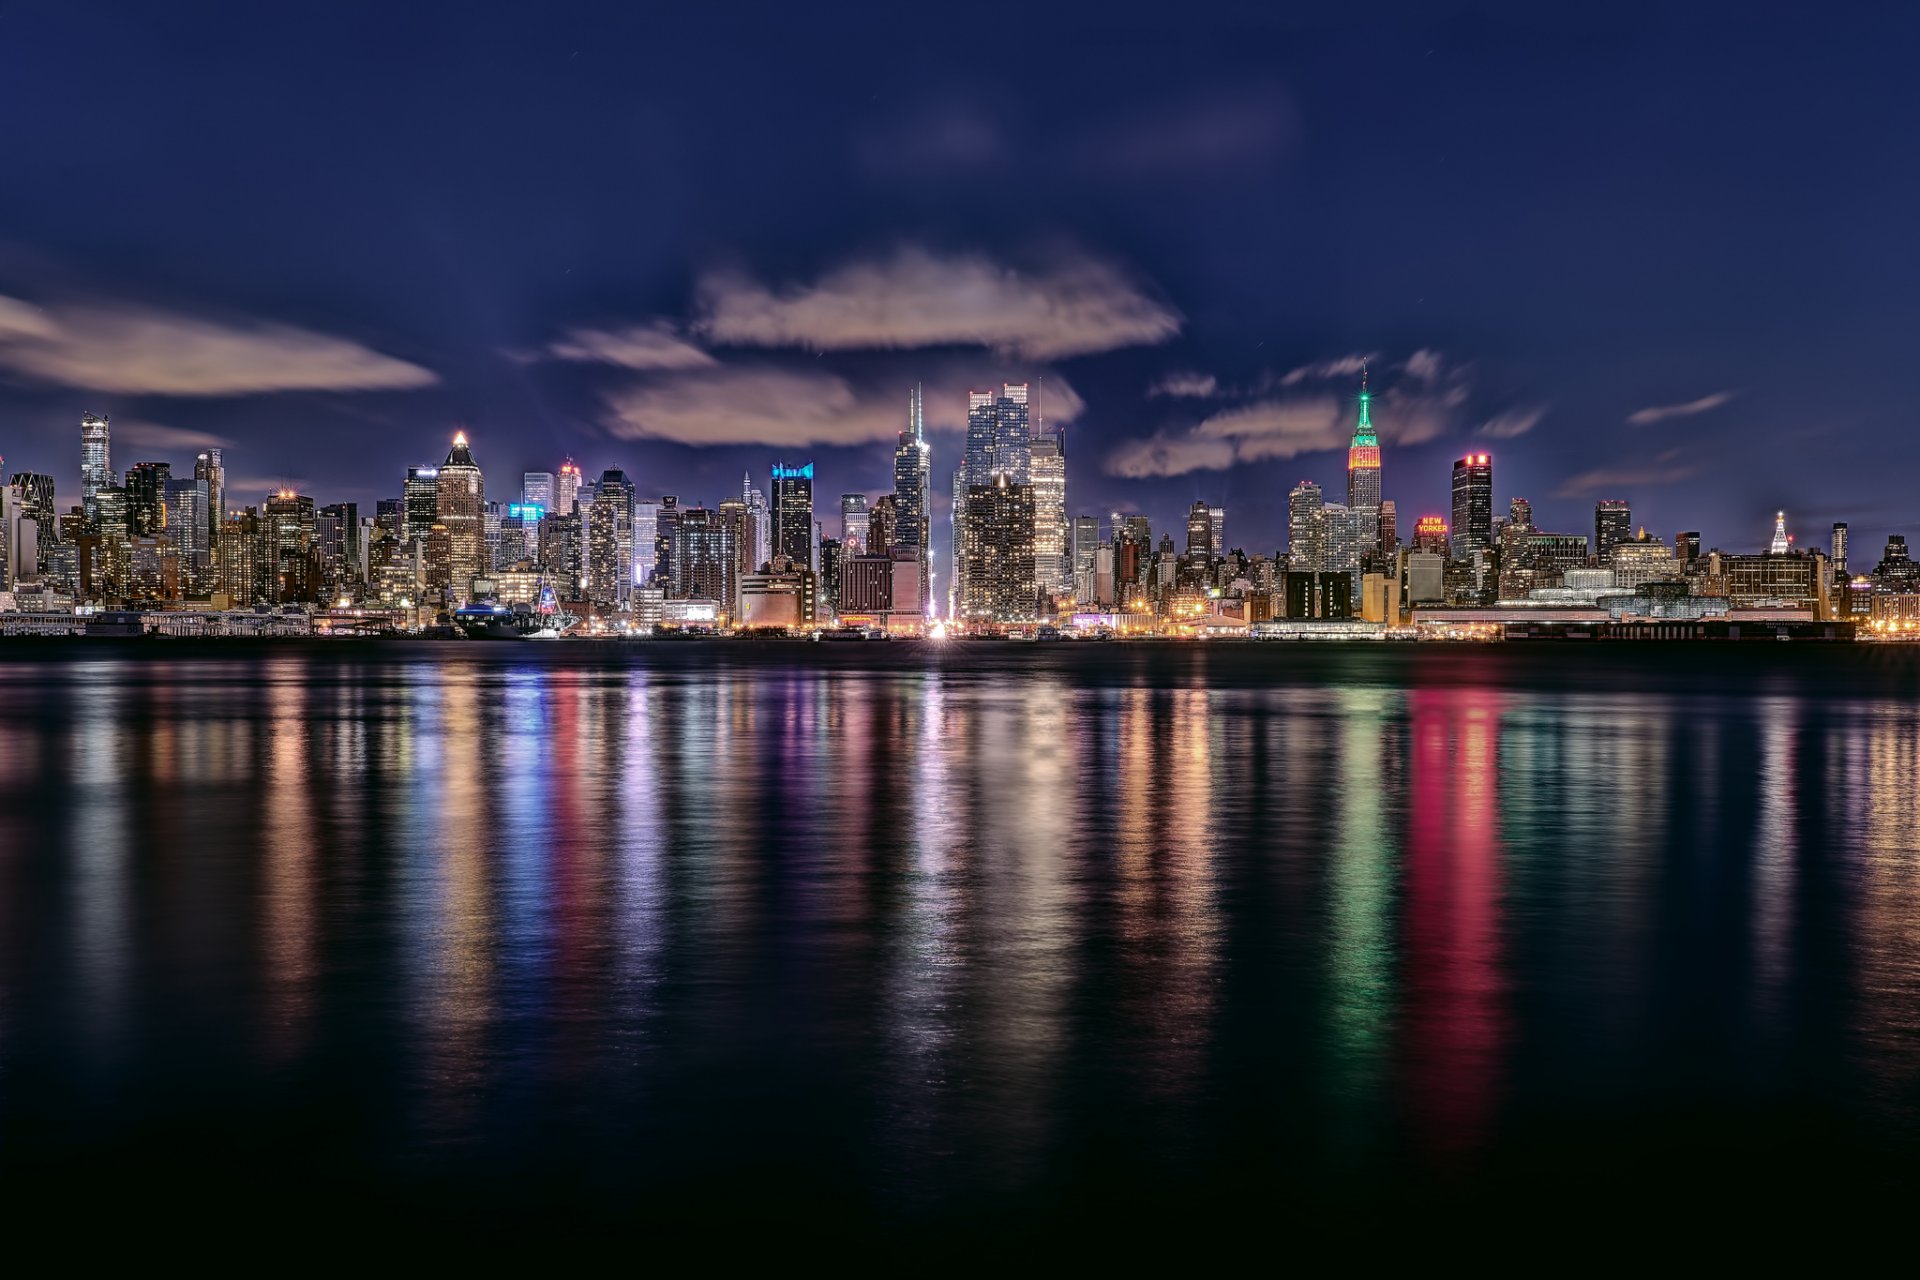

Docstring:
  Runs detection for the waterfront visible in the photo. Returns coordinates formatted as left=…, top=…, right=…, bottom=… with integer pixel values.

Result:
left=3, top=643, right=1919, bottom=1242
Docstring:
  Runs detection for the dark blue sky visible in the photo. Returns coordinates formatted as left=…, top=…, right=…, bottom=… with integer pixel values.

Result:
left=2, top=1, right=1913, bottom=555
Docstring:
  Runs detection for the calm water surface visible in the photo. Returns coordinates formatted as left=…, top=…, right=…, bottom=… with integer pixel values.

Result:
left=2, top=641, right=1918, bottom=1239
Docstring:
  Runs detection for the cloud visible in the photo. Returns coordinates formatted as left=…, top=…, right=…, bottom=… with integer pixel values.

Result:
left=1476, top=405, right=1548, bottom=439
left=1280, top=353, right=1373, bottom=387
left=692, top=245, right=1182, bottom=361
left=114, top=420, right=232, bottom=451
left=1078, top=85, right=1298, bottom=178
left=1551, top=450, right=1700, bottom=499
left=1105, top=350, right=1486, bottom=478
left=1107, top=434, right=1238, bottom=479
left=1403, top=349, right=1446, bottom=383
left=1626, top=390, right=1737, bottom=426
left=546, top=322, right=717, bottom=370
left=0, top=292, right=436, bottom=396
left=604, top=364, right=1084, bottom=449
left=1148, top=370, right=1219, bottom=398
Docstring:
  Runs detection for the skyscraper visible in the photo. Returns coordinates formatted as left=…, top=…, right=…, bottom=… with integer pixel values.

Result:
left=1346, top=364, right=1382, bottom=555
left=1186, top=501, right=1214, bottom=561
left=523, top=471, right=555, bottom=512
left=1595, top=499, right=1632, bottom=562
left=1072, top=514, right=1099, bottom=603
left=1379, top=499, right=1399, bottom=556
left=1450, top=454, right=1493, bottom=560
left=404, top=466, right=439, bottom=540
left=962, top=391, right=997, bottom=488
left=1209, top=505, right=1226, bottom=559
left=840, top=493, right=870, bottom=554
left=1769, top=510, right=1791, bottom=555
left=587, top=478, right=633, bottom=605
left=80, top=413, right=112, bottom=520
left=1832, top=522, right=1849, bottom=577
left=1675, top=530, right=1702, bottom=564
left=961, top=474, right=1037, bottom=622
left=892, top=385, right=932, bottom=613
left=1029, top=434, right=1067, bottom=600
left=555, top=458, right=583, bottom=517
left=772, top=462, right=814, bottom=568
left=993, top=383, right=1032, bottom=482
left=124, top=462, right=171, bottom=538
left=195, top=449, right=225, bottom=528
left=868, top=495, right=898, bottom=556
left=743, top=472, right=772, bottom=572
left=1288, top=481, right=1324, bottom=570
left=435, top=433, right=486, bottom=604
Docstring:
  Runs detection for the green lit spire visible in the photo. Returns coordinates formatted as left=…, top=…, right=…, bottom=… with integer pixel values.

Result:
left=1352, top=359, right=1376, bottom=445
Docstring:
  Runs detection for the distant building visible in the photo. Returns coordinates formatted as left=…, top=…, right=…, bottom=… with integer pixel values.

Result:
left=1595, top=500, right=1632, bottom=562
left=1450, top=455, right=1492, bottom=559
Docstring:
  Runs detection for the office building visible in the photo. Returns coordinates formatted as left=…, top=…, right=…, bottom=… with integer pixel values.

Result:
left=1030, top=434, right=1067, bottom=599
left=1676, top=530, right=1702, bottom=565
left=891, top=385, right=932, bottom=612
left=840, top=493, right=870, bottom=554
left=1186, top=501, right=1214, bottom=562
left=1450, top=454, right=1493, bottom=560
left=868, top=494, right=898, bottom=558
left=1288, top=481, right=1324, bottom=570
left=1595, top=500, right=1632, bottom=562
left=80, top=413, right=113, bottom=520
left=772, top=462, right=814, bottom=568
left=435, top=433, right=486, bottom=604
left=522, top=471, right=555, bottom=511
left=404, top=465, right=439, bottom=540
left=961, top=474, right=1037, bottom=622
left=555, top=458, right=583, bottom=517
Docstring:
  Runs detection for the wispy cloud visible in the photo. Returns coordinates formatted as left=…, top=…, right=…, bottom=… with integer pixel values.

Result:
left=604, top=363, right=1083, bottom=449
left=1147, top=370, right=1219, bottom=399
left=692, top=245, right=1182, bottom=361
left=114, top=420, right=231, bottom=451
left=1626, top=390, right=1736, bottom=426
left=546, top=322, right=717, bottom=370
left=1280, top=353, right=1374, bottom=388
left=1106, top=350, right=1479, bottom=478
left=1551, top=449, right=1700, bottom=499
left=0, top=292, right=436, bottom=396
left=1476, top=405, right=1548, bottom=439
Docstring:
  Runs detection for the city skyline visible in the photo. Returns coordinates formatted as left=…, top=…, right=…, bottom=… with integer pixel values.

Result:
left=3, top=6, right=1917, bottom=553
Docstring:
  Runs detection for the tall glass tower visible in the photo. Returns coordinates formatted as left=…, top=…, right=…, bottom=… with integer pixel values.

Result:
left=1450, top=454, right=1493, bottom=560
left=891, top=385, right=932, bottom=613
left=80, top=413, right=112, bottom=520
left=772, top=461, right=814, bottom=569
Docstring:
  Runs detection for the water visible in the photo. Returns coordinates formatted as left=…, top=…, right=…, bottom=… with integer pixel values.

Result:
left=2, top=641, right=1918, bottom=1242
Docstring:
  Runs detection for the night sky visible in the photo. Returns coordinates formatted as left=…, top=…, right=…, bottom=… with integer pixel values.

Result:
left=2, top=2, right=1912, bottom=555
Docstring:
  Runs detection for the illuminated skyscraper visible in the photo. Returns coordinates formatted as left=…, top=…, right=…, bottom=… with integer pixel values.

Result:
left=123, top=462, right=171, bottom=538
left=868, top=495, right=898, bottom=559
left=1287, top=481, right=1324, bottom=570
left=1769, top=510, right=1791, bottom=555
left=523, top=471, right=555, bottom=511
left=1379, top=499, right=1399, bottom=556
left=1072, top=514, right=1099, bottom=602
left=80, top=413, right=112, bottom=520
left=1595, top=499, right=1632, bottom=562
left=1186, top=501, right=1214, bottom=561
left=195, top=449, right=225, bottom=527
left=892, top=385, right=932, bottom=612
left=1831, top=522, right=1849, bottom=578
left=772, top=461, right=814, bottom=568
left=1450, top=454, right=1493, bottom=560
left=555, top=458, right=583, bottom=517
left=961, top=474, right=1037, bottom=622
left=404, top=466, right=439, bottom=540
left=436, top=433, right=486, bottom=604
left=264, top=489, right=318, bottom=603
left=840, top=493, right=870, bottom=554
left=993, top=383, right=1031, bottom=482
left=586, top=478, right=633, bottom=605
left=1346, top=364, right=1381, bottom=554
left=1209, top=505, right=1226, bottom=558
left=1029, top=434, right=1067, bottom=599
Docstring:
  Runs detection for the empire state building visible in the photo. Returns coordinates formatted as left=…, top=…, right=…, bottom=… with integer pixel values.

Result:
left=1346, top=364, right=1382, bottom=551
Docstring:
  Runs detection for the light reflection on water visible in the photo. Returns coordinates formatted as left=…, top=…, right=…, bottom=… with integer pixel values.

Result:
left=2, top=644, right=1919, bottom=1221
